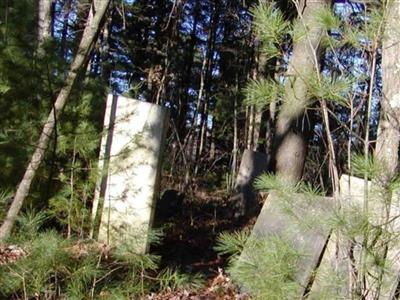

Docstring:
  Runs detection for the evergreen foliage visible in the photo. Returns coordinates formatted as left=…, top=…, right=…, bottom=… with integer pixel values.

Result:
left=307, top=73, right=353, bottom=107
left=1, top=0, right=400, bottom=297
left=220, top=164, right=400, bottom=298
left=216, top=0, right=400, bottom=296
left=0, top=216, right=204, bottom=299
left=216, top=231, right=302, bottom=300
left=243, top=79, right=284, bottom=109
left=251, top=3, right=291, bottom=59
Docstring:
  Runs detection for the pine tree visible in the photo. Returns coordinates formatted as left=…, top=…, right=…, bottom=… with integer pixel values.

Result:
left=0, top=0, right=111, bottom=240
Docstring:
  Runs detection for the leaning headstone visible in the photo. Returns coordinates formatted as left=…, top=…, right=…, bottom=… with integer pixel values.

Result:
left=91, top=94, right=169, bottom=254
left=342, top=175, right=400, bottom=299
left=311, top=175, right=400, bottom=299
left=232, top=150, right=269, bottom=218
left=238, top=191, right=332, bottom=297
left=308, top=229, right=352, bottom=299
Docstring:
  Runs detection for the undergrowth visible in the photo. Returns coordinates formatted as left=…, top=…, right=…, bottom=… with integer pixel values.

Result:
left=215, top=230, right=302, bottom=300
left=0, top=210, right=204, bottom=299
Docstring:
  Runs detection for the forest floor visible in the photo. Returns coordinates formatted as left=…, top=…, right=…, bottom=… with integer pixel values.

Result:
left=148, top=186, right=259, bottom=299
left=0, top=184, right=260, bottom=299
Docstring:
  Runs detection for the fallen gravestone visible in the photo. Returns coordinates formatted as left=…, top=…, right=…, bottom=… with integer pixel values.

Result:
left=238, top=191, right=332, bottom=297
left=91, top=94, right=169, bottom=253
left=232, top=149, right=269, bottom=218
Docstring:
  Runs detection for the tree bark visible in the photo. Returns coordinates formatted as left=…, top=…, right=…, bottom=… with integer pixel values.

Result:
left=177, top=1, right=199, bottom=137
left=375, top=1, right=400, bottom=181
left=38, top=0, right=53, bottom=49
left=249, top=45, right=268, bottom=151
left=246, top=105, right=255, bottom=150
left=272, top=0, right=329, bottom=184
left=0, top=0, right=110, bottom=240
left=231, top=78, right=239, bottom=190
left=189, top=2, right=218, bottom=173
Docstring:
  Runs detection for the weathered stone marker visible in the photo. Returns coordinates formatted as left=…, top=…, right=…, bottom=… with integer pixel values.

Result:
left=91, top=94, right=169, bottom=253
left=232, top=150, right=269, bottom=218
left=342, top=175, right=400, bottom=299
left=240, top=191, right=332, bottom=296
left=311, top=175, right=400, bottom=299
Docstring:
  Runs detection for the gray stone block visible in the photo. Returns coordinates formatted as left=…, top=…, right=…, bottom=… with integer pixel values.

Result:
left=91, top=94, right=169, bottom=253
left=241, top=191, right=332, bottom=297
left=311, top=174, right=400, bottom=299
left=233, top=150, right=269, bottom=218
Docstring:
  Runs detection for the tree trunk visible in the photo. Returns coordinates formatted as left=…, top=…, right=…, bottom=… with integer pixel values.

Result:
left=209, top=121, right=215, bottom=160
left=0, top=0, right=110, bottom=240
left=272, top=0, right=329, bottom=184
left=38, top=0, right=53, bottom=49
left=252, top=108, right=262, bottom=151
left=198, top=100, right=208, bottom=157
left=177, top=1, right=199, bottom=137
left=249, top=48, right=267, bottom=151
left=231, top=79, right=239, bottom=190
left=193, top=3, right=218, bottom=177
left=375, top=1, right=400, bottom=181
left=254, top=40, right=278, bottom=154
left=246, top=105, right=254, bottom=149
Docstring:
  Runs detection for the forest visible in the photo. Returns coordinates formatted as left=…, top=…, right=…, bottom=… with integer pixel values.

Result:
left=1, top=0, right=400, bottom=299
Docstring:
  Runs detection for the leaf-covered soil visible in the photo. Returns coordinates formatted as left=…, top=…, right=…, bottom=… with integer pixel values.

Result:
left=145, top=268, right=250, bottom=299
left=150, top=188, right=259, bottom=299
